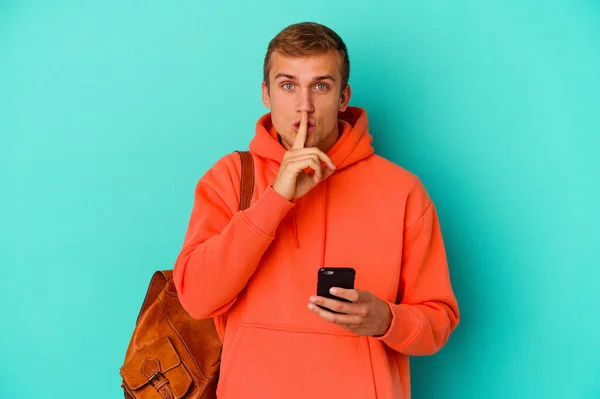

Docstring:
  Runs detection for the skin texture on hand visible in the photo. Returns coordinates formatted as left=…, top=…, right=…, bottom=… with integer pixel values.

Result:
left=308, top=288, right=393, bottom=337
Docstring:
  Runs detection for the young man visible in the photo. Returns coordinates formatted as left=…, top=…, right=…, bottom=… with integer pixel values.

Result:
left=174, top=22, right=459, bottom=399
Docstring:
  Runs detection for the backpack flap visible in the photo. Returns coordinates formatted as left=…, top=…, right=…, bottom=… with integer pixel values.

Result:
left=120, top=336, right=192, bottom=398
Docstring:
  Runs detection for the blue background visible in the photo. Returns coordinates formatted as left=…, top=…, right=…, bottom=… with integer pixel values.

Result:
left=2, top=1, right=599, bottom=398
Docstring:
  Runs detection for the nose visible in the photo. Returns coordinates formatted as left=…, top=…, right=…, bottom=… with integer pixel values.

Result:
left=296, top=87, right=314, bottom=114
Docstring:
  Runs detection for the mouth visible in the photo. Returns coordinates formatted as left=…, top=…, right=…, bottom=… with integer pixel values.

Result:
left=292, top=120, right=316, bottom=132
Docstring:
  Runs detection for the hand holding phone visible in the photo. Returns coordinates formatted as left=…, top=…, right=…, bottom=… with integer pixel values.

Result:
left=316, top=267, right=356, bottom=313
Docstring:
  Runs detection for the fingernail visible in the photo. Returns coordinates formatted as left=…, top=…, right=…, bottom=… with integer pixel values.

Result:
left=308, top=303, right=314, bottom=310
left=309, top=296, right=317, bottom=303
left=330, top=288, right=338, bottom=295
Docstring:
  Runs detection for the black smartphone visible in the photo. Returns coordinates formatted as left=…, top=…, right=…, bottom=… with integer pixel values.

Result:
left=316, top=267, right=356, bottom=313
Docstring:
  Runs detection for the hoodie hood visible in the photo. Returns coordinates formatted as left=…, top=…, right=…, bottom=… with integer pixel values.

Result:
left=249, top=106, right=374, bottom=169
left=246, top=106, right=375, bottom=265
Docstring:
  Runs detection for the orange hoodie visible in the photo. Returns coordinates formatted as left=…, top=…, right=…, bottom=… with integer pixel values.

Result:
left=173, top=106, right=459, bottom=399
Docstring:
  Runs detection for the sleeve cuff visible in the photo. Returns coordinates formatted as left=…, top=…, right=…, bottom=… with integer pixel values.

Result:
left=376, top=302, right=423, bottom=348
left=240, top=186, right=295, bottom=238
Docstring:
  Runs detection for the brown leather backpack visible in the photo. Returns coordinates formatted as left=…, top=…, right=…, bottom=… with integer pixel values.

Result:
left=120, top=151, right=255, bottom=399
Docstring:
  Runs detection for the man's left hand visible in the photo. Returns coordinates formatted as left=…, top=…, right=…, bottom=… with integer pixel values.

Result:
left=308, top=288, right=393, bottom=337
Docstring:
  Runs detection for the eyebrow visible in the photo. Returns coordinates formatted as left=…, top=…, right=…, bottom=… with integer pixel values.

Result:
left=315, top=74, right=336, bottom=82
left=273, top=73, right=336, bottom=82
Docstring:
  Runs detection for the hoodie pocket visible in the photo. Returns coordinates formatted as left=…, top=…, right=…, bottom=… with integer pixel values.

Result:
left=218, top=325, right=375, bottom=399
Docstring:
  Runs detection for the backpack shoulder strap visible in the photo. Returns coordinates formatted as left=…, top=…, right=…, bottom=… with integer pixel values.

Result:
left=236, top=150, right=255, bottom=211
left=135, top=270, right=172, bottom=324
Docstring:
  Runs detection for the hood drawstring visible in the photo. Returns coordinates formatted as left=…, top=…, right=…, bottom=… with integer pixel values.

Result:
left=291, top=206, right=300, bottom=249
left=320, top=180, right=327, bottom=268
left=289, top=180, right=328, bottom=268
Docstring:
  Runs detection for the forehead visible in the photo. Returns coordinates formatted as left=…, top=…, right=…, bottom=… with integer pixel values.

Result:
left=269, top=50, right=342, bottom=80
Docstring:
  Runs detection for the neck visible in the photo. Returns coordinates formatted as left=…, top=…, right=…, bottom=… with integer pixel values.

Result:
left=318, top=125, right=340, bottom=153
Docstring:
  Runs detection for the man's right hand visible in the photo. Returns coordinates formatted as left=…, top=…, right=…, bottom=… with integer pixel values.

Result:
left=272, top=111, right=336, bottom=201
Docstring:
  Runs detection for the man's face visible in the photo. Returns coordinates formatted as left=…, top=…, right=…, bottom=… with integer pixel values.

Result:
left=262, top=50, right=352, bottom=152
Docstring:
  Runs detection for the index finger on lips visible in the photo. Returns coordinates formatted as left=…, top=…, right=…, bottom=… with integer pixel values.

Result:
left=292, top=111, right=308, bottom=150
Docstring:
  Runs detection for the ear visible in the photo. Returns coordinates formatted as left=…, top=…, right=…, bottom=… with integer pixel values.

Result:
left=262, top=81, right=271, bottom=108
left=338, top=84, right=352, bottom=112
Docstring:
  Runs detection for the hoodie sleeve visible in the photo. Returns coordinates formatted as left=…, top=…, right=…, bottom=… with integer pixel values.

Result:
left=376, top=178, right=460, bottom=355
left=173, top=154, right=295, bottom=320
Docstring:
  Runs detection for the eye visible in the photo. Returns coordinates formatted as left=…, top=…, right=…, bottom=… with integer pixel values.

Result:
left=282, top=83, right=294, bottom=90
left=315, top=83, right=328, bottom=91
